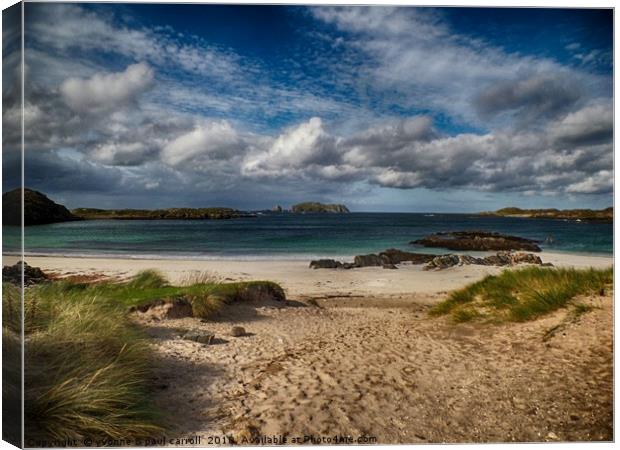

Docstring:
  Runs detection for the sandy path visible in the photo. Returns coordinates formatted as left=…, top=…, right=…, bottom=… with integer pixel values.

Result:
left=138, top=291, right=612, bottom=444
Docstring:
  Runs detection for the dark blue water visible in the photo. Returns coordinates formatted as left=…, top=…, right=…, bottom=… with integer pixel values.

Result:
left=3, top=213, right=613, bottom=259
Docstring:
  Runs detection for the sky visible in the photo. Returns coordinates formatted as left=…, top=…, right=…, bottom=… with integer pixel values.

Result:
left=2, top=3, right=613, bottom=212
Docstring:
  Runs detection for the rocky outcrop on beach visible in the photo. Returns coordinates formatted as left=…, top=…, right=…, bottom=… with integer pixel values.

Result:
left=291, top=202, right=350, bottom=213
left=3, top=188, right=80, bottom=226
left=423, top=251, right=544, bottom=270
left=310, top=259, right=356, bottom=269
left=354, top=249, right=436, bottom=267
left=412, top=231, right=541, bottom=252
left=2, top=261, right=49, bottom=285
left=311, top=249, right=434, bottom=270
left=310, top=249, right=546, bottom=271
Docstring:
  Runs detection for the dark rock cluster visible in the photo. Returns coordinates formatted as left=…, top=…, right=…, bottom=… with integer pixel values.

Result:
left=2, top=261, right=49, bottom=285
left=310, top=248, right=434, bottom=270
left=411, top=231, right=541, bottom=252
left=310, top=248, right=548, bottom=271
left=423, top=251, right=545, bottom=270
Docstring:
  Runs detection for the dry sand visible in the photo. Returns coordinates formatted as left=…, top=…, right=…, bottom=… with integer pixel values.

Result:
left=141, top=290, right=613, bottom=444
left=6, top=252, right=614, bottom=443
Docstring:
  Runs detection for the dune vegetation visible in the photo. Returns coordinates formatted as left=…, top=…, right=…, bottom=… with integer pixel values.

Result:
left=431, top=266, right=613, bottom=323
left=3, top=270, right=285, bottom=441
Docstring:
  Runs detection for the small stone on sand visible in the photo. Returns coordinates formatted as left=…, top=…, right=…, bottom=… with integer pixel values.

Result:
left=183, top=331, right=215, bottom=345
left=231, top=326, right=246, bottom=337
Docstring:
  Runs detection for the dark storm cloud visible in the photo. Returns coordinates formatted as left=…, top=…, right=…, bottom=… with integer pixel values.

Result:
left=474, top=74, right=582, bottom=124
left=548, top=103, right=613, bottom=147
left=24, top=151, right=128, bottom=194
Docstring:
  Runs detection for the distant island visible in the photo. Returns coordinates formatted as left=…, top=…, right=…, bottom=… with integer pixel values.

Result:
left=480, top=207, right=613, bottom=222
left=290, top=202, right=350, bottom=213
left=3, top=188, right=353, bottom=226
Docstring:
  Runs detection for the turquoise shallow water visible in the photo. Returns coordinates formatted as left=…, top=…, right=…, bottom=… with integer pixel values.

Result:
left=2, top=213, right=613, bottom=259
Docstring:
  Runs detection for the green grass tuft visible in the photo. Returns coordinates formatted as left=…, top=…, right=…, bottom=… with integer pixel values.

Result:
left=6, top=270, right=286, bottom=441
left=2, top=281, right=163, bottom=441
left=431, top=266, right=612, bottom=323
left=126, top=269, right=168, bottom=289
left=39, top=271, right=286, bottom=319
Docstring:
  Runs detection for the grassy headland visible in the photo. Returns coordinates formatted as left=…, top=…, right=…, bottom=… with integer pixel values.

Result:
left=431, top=266, right=612, bottom=323
left=5, top=270, right=284, bottom=441
left=479, top=206, right=612, bottom=222
left=72, top=207, right=254, bottom=220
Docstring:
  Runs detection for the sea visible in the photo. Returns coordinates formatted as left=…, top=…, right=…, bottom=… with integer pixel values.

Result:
left=2, top=213, right=613, bottom=260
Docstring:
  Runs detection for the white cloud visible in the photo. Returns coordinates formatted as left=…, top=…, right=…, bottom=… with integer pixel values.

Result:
left=243, top=117, right=339, bottom=176
left=566, top=170, right=613, bottom=194
left=161, top=120, right=245, bottom=167
left=60, top=63, right=154, bottom=113
left=311, top=7, right=609, bottom=128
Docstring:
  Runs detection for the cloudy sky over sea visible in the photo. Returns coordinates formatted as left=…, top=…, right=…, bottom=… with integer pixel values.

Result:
left=2, top=4, right=613, bottom=211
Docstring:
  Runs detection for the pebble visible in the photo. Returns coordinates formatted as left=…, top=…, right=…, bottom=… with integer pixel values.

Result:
left=183, top=331, right=215, bottom=345
left=231, top=326, right=247, bottom=337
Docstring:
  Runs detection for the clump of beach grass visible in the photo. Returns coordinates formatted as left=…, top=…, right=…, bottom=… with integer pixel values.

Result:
left=180, top=270, right=222, bottom=286
left=9, top=269, right=286, bottom=441
left=3, top=283, right=22, bottom=446
left=5, top=281, right=163, bottom=441
left=41, top=270, right=285, bottom=319
left=431, top=266, right=612, bottom=323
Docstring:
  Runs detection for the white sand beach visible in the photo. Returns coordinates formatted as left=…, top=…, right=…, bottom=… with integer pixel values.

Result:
left=4, top=251, right=613, bottom=299
left=7, top=251, right=614, bottom=443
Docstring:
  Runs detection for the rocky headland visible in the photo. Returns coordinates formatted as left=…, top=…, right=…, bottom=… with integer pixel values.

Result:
left=2, top=188, right=80, bottom=226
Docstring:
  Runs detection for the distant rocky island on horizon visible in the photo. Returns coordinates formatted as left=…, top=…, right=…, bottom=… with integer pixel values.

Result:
left=290, top=202, right=350, bottom=214
left=2, top=187, right=612, bottom=226
left=2, top=188, right=351, bottom=226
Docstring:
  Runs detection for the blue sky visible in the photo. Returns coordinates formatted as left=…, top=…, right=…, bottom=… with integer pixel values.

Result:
left=2, top=4, right=613, bottom=211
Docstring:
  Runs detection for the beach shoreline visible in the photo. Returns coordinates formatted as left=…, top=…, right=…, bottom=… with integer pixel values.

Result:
left=6, top=251, right=613, bottom=442
left=4, top=251, right=613, bottom=298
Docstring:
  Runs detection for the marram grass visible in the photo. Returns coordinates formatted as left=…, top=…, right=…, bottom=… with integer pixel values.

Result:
left=431, top=266, right=612, bottom=323
left=35, top=270, right=285, bottom=318
left=4, top=270, right=286, bottom=441
left=13, top=283, right=163, bottom=441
